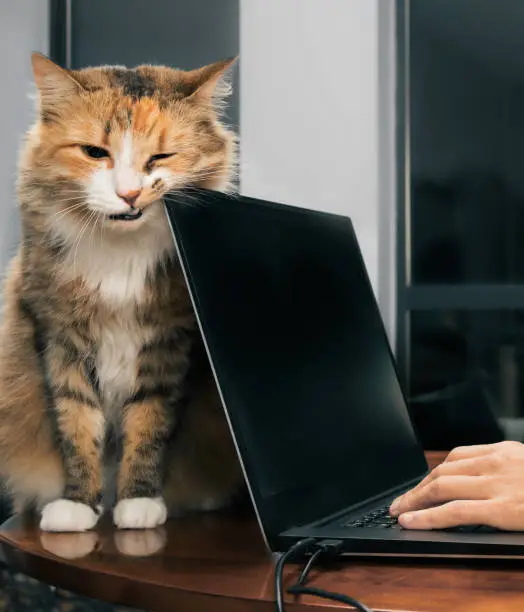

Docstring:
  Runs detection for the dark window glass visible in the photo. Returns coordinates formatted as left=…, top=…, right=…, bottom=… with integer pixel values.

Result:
left=410, top=0, right=524, bottom=284
left=409, top=310, right=524, bottom=448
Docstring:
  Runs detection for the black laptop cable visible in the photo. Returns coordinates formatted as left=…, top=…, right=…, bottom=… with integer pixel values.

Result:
left=275, top=538, right=373, bottom=612
left=275, top=538, right=316, bottom=612
left=295, top=539, right=343, bottom=585
left=296, top=548, right=324, bottom=585
left=287, top=584, right=374, bottom=610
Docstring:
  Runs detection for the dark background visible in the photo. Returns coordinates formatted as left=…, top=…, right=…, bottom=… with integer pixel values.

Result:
left=398, top=0, right=524, bottom=448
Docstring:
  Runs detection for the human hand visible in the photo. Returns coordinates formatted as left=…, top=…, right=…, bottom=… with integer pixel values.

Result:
left=389, top=441, right=524, bottom=531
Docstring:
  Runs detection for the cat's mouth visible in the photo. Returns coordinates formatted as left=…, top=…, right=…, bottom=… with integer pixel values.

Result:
left=108, top=209, right=143, bottom=222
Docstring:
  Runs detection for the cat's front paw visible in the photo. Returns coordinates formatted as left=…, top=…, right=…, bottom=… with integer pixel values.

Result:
left=40, top=499, right=100, bottom=532
left=113, top=497, right=167, bottom=529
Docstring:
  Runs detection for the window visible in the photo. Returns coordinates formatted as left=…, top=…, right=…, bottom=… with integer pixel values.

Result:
left=397, top=0, right=524, bottom=447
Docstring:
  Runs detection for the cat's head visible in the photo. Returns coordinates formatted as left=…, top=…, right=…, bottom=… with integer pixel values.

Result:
left=19, top=53, right=236, bottom=236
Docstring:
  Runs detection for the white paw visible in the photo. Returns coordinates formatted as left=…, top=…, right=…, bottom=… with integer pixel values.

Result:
left=40, top=499, right=100, bottom=532
left=113, top=497, right=167, bottom=530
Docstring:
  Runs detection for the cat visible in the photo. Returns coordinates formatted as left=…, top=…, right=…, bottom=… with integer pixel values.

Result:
left=0, top=53, right=243, bottom=532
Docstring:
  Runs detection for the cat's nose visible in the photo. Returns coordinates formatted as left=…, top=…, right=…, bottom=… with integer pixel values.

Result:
left=116, top=189, right=142, bottom=207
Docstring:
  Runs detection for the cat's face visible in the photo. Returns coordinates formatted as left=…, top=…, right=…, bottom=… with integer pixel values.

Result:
left=21, top=54, right=236, bottom=236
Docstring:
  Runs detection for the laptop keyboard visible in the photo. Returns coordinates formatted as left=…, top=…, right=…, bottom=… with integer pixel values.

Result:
left=344, top=504, right=398, bottom=529
left=344, top=504, right=500, bottom=533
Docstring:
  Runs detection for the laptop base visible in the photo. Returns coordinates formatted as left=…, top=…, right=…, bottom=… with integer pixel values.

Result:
left=280, top=523, right=524, bottom=558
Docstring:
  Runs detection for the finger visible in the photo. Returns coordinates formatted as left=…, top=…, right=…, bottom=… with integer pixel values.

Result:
left=433, top=456, right=497, bottom=477
left=445, top=444, right=500, bottom=463
left=390, top=475, right=491, bottom=516
left=398, top=500, right=496, bottom=530
left=406, top=457, right=488, bottom=496
left=390, top=454, right=498, bottom=516
left=390, top=447, right=508, bottom=517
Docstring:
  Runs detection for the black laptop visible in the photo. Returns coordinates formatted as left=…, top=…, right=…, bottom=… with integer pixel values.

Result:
left=164, top=190, right=524, bottom=559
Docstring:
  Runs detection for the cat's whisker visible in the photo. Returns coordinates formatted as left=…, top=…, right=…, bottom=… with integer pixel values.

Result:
left=88, top=211, right=103, bottom=262
left=51, top=196, right=87, bottom=205
left=52, top=203, right=89, bottom=219
left=192, top=170, right=228, bottom=181
left=54, top=202, right=87, bottom=211
left=163, top=193, right=202, bottom=209
left=53, top=190, right=87, bottom=197
left=81, top=211, right=98, bottom=254
left=51, top=202, right=84, bottom=214
left=53, top=194, right=87, bottom=201
left=72, top=210, right=97, bottom=278
left=52, top=193, right=87, bottom=200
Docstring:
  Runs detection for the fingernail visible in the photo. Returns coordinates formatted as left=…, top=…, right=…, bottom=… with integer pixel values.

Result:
left=390, top=498, right=400, bottom=515
left=400, top=513, right=413, bottom=526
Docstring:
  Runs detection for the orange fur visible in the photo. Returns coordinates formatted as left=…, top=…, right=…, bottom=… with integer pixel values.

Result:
left=118, top=397, right=171, bottom=500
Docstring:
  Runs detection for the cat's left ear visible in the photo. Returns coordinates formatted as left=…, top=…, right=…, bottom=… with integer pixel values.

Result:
left=31, top=53, right=84, bottom=108
left=186, top=57, right=237, bottom=106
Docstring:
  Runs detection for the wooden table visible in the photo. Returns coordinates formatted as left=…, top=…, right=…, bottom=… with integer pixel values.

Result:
left=2, top=452, right=524, bottom=611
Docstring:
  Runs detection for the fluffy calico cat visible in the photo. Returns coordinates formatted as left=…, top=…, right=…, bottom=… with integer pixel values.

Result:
left=0, top=53, right=243, bottom=531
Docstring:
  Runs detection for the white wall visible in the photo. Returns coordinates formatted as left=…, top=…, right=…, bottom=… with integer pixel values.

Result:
left=240, top=0, right=397, bottom=343
left=0, top=2, right=49, bottom=273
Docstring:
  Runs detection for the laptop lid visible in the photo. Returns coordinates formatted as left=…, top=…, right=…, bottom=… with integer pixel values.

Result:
left=164, top=190, right=428, bottom=546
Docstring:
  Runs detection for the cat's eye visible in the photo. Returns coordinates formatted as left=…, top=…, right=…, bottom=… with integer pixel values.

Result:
left=81, top=145, right=110, bottom=160
left=145, top=152, right=176, bottom=171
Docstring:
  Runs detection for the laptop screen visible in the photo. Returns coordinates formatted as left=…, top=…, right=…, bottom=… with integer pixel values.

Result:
left=165, top=191, right=427, bottom=543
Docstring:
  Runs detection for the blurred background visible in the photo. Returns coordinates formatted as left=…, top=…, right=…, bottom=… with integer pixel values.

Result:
left=401, top=0, right=524, bottom=448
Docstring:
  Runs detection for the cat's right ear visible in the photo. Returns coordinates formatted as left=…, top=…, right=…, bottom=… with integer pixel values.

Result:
left=31, top=53, right=83, bottom=109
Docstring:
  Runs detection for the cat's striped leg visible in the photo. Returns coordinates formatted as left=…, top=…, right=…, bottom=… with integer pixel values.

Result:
left=40, top=335, right=105, bottom=532
left=113, top=329, right=191, bottom=529
left=113, top=395, right=172, bottom=529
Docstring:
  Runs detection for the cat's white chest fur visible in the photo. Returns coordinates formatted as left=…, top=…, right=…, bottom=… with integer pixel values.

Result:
left=96, top=317, right=143, bottom=409
left=57, top=202, right=173, bottom=305
left=89, top=250, right=157, bottom=305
